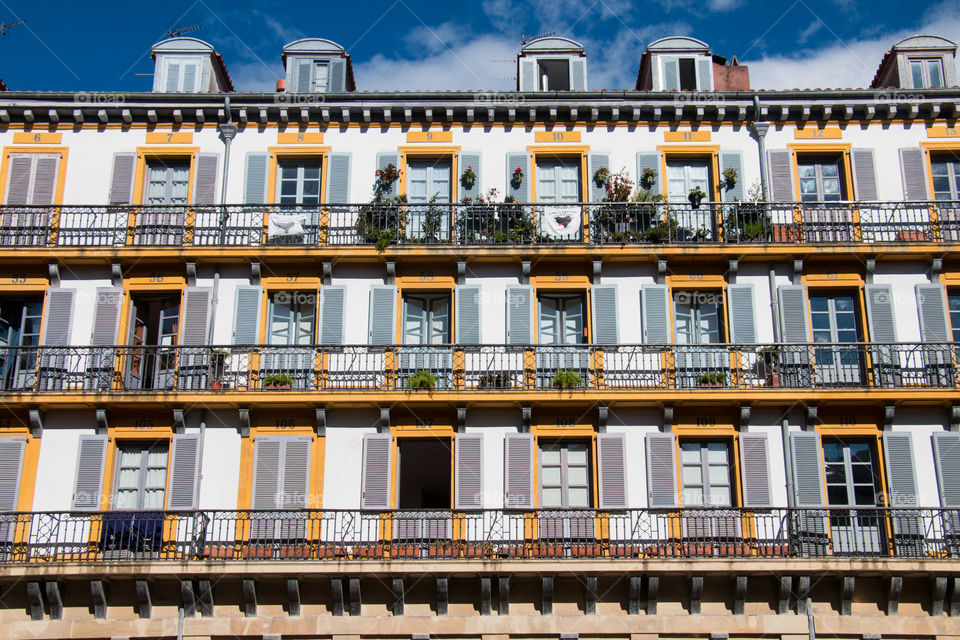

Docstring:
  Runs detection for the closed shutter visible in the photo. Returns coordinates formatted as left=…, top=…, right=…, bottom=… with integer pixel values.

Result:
left=454, top=285, right=482, bottom=344
left=726, top=284, right=757, bottom=343
left=319, top=286, right=346, bottom=345
left=180, top=287, right=212, bottom=344
left=41, top=288, right=75, bottom=345
left=591, top=284, right=619, bottom=344
left=790, top=431, right=825, bottom=507
left=167, top=433, right=202, bottom=510
left=243, top=153, right=270, bottom=204
left=375, top=153, right=401, bottom=199
left=72, top=434, right=107, bottom=511
left=503, top=433, right=534, bottom=508
left=328, top=59, right=346, bottom=92
left=570, top=58, right=587, bottom=91
left=915, top=284, right=950, bottom=341
left=588, top=153, right=610, bottom=202
left=520, top=60, right=536, bottom=91
left=458, top=152, right=481, bottom=202
left=882, top=432, right=918, bottom=507
left=739, top=433, right=772, bottom=508
left=851, top=149, right=878, bottom=201
left=597, top=432, right=627, bottom=509
left=232, top=286, right=262, bottom=345
left=192, top=153, right=219, bottom=205
left=31, top=156, right=58, bottom=206
left=932, top=432, right=960, bottom=507
left=325, top=153, right=351, bottom=203
left=719, top=151, right=744, bottom=202
left=296, top=60, right=312, bottom=93
left=778, top=285, right=810, bottom=342
left=182, top=63, right=198, bottom=92
left=696, top=57, right=713, bottom=90
left=865, top=284, right=897, bottom=342
left=899, top=148, right=929, bottom=200
left=368, top=285, right=397, bottom=345
left=361, top=433, right=392, bottom=510
left=165, top=62, right=180, bottom=92
left=251, top=436, right=282, bottom=509
left=506, top=153, right=530, bottom=202
left=5, top=155, right=32, bottom=204
left=636, top=152, right=662, bottom=195
left=281, top=437, right=312, bottom=508
left=454, top=433, right=483, bottom=509
left=506, top=285, right=534, bottom=345
left=0, top=438, right=25, bottom=512
left=641, top=284, right=671, bottom=343
left=768, top=150, right=795, bottom=202
left=109, top=153, right=137, bottom=205
left=646, top=432, right=678, bottom=508
left=91, top=288, right=123, bottom=344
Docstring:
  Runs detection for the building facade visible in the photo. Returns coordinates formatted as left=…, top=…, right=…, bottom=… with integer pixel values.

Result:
left=0, top=32, right=959, bottom=640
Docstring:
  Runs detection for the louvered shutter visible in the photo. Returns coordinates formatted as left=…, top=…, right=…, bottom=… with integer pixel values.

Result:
left=375, top=153, right=401, bottom=199
left=768, top=150, right=795, bottom=202
left=520, top=60, right=536, bottom=91
left=790, top=431, right=825, bottom=507
left=109, top=153, right=137, bottom=205
left=296, top=60, right=312, bottom=93
left=455, top=285, right=481, bottom=344
left=915, top=284, right=950, bottom=341
left=696, top=57, right=713, bottom=90
left=570, top=58, right=587, bottom=91
left=192, top=153, right=219, bottom=205
left=778, top=285, right=810, bottom=341
left=251, top=436, right=282, bottom=509
left=182, top=63, right=198, bottom=92
left=30, top=156, right=57, bottom=205
left=661, top=57, right=679, bottom=91
left=597, top=432, right=627, bottom=509
left=882, top=432, right=918, bottom=507
left=165, top=62, right=180, bottom=92
left=5, top=155, right=32, bottom=204
left=368, top=285, right=397, bottom=345
left=180, top=287, right=212, bottom=344
left=864, top=284, right=897, bottom=342
left=166, top=433, right=202, bottom=510
left=932, top=432, right=960, bottom=507
left=281, top=437, right=312, bottom=508
left=503, top=433, right=534, bottom=508
left=325, top=153, right=351, bottom=203
left=588, top=153, right=610, bottom=202
left=361, top=433, right=392, bottom=510
left=505, top=153, right=530, bottom=202
left=727, top=284, right=757, bottom=343
left=0, top=439, right=25, bottom=512
left=458, top=152, right=481, bottom=202
left=719, top=151, right=744, bottom=202
left=91, top=288, right=123, bottom=344
left=41, top=288, right=75, bottom=345
left=636, top=152, right=662, bottom=195
left=454, top=433, right=483, bottom=509
left=328, top=59, right=346, bottom=92
left=851, top=149, right=878, bottom=201
left=243, top=153, right=270, bottom=204
left=232, top=286, right=262, bottom=345
left=739, top=433, right=771, bottom=508
left=641, top=284, right=671, bottom=343
left=591, top=284, right=619, bottom=344
left=646, top=432, right=678, bottom=508
left=319, top=286, right=346, bottom=345
left=899, top=148, right=929, bottom=200
left=506, top=285, right=534, bottom=345
left=72, top=435, right=107, bottom=511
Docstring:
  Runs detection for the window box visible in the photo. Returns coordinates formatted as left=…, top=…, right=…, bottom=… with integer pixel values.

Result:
left=609, top=543, right=642, bottom=558
left=896, top=230, right=930, bottom=242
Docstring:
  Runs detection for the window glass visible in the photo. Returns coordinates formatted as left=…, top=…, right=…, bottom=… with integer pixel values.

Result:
left=277, top=161, right=322, bottom=206
left=535, top=158, right=581, bottom=203
left=665, top=159, right=710, bottom=202
left=948, top=292, right=960, bottom=342
left=931, top=157, right=960, bottom=201
left=313, top=62, right=329, bottom=92
left=403, top=295, right=450, bottom=344
left=673, top=291, right=723, bottom=345
left=911, top=60, right=925, bottom=88
left=680, top=441, right=732, bottom=507
left=928, top=59, right=944, bottom=87
left=539, top=440, right=591, bottom=509
left=269, top=294, right=316, bottom=345
left=678, top=57, right=697, bottom=90
left=145, top=161, right=190, bottom=205
left=538, top=295, right=585, bottom=344
left=797, top=156, right=845, bottom=202
left=114, top=442, right=169, bottom=510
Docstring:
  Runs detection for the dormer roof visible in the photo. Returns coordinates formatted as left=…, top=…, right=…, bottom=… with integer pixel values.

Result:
left=281, top=38, right=356, bottom=92
left=646, top=36, right=710, bottom=53
left=870, top=33, right=958, bottom=88
left=520, top=36, right=585, bottom=55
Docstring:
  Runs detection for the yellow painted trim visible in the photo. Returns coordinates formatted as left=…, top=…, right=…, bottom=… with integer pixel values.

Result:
left=406, top=131, right=453, bottom=143
left=525, top=145, right=590, bottom=154
left=802, top=273, right=864, bottom=286
left=132, top=147, right=200, bottom=206
left=664, top=131, right=712, bottom=142
left=145, top=131, right=194, bottom=144
left=117, top=277, right=188, bottom=348
left=277, top=131, right=325, bottom=144
left=793, top=127, right=843, bottom=140
left=656, top=144, right=721, bottom=154
left=0, top=277, right=48, bottom=291
left=100, top=425, right=175, bottom=511
left=396, top=148, right=460, bottom=202
left=397, top=146, right=462, bottom=154
left=666, top=274, right=726, bottom=287
left=238, top=425, right=323, bottom=509
left=527, top=146, right=590, bottom=204
left=0, top=146, right=69, bottom=205
left=12, top=132, right=62, bottom=144
left=534, top=131, right=582, bottom=143
left=919, top=141, right=960, bottom=150
left=266, top=146, right=332, bottom=205
left=657, top=146, right=722, bottom=199
left=787, top=143, right=854, bottom=201
left=926, top=125, right=960, bottom=139
left=261, top=276, right=322, bottom=288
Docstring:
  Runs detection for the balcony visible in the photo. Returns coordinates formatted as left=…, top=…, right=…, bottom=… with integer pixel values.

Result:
left=0, top=200, right=957, bottom=248
left=1, top=342, right=956, bottom=394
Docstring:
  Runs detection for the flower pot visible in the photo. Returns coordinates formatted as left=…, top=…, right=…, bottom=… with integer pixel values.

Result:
left=392, top=544, right=422, bottom=558
left=765, top=373, right=781, bottom=387
left=688, top=193, right=704, bottom=209
left=428, top=543, right=455, bottom=558
left=609, top=543, right=641, bottom=558
left=531, top=543, right=565, bottom=557
left=356, top=545, right=385, bottom=558
left=896, top=230, right=929, bottom=242
left=461, top=543, right=496, bottom=558
left=264, top=383, right=292, bottom=390
left=772, top=223, right=798, bottom=243
left=570, top=544, right=604, bottom=558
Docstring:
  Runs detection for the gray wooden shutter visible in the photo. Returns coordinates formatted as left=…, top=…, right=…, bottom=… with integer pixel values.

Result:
left=719, top=151, right=744, bottom=202
left=319, top=286, right=346, bottom=345
left=72, top=434, right=107, bottom=511
left=506, top=285, right=534, bottom=345
left=182, top=63, right=198, bottom=91
left=646, top=432, right=678, bottom=508
left=165, top=62, right=180, bottom=91
left=915, top=283, right=950, bottom=341
left=591, top=284, right=619, bottom=344
left=41, top=288, right=75, bottom=345
left=361, top=433, right=392, bottom=510
left=882, top=432, right=918, bottom=507
left=232, top=285, right=262, bottom=345
left=739, top=433, right=771, bottom=508
left=251, top=436, right=282, bottom=509
left=109, top=153, right=137, bottom=205
left=696, top=57, right=712, bottom=90
left=790, top=431, right=825, bottom=507
left=768, top=150, right=795, bottom=202
left=506, top=153, right=530, bottom=202
left=328, top=59, right=346, bottom=92
left=865, top=284, right=897, bottom=342
left=597, top=432, right=627, bottom=509
left=31, top=156, right=58, bottom=205
left=778, top=285, right=810, bottom=342
left=167, top=433, right=202, bottom=510
left=588, top=153, right=610, bottom=202
left=641, top=284, right=671, bottom=343
left=296, top=60, right=312, bottom=93
left=899, top=148, right=929, bottom=200
left=91, top=287, right=123, bottom=344
left=180, top=287, right=212, bottom=344
left=636, top=152, right=662, bottom=195
left=661, top=56, right=679, bottom=91
left=192, top=153, right=219, bottom=205
left=375, top=153, right=401, bottom=199
left=458, top=152, right=481, bottom=201
left=243, top=152, right=270, bottom=204
left=520, top=60, right=536, bottom=91
left=454, top=433, right=483, bottom=509
left=504, top=433, right=534, bottom=508
left=325, top=152, right=351, bottom=203
left=851, top=149, right=878, bottom=201
left=455, top=285, right=481, bottom=344
left=0, top=438, right=25, bottom=512
left=368, top=285, right=397, bottom=345
left=282, top=436, right=312, bottom=508
left=932, top=432, right=960, bottom=507
left=5, top=155, right=32, bottom=204
left=726, top=284, right=757, bottom=343
left=570, top=58, right=587, bottom=91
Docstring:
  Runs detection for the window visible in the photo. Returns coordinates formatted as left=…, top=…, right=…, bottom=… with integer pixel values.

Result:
left=278, top=161, right=322, bottom=206
left=680, top=441, right=733, bottom=507
left=403, top=295, right=450, bottom=344
left=0, top=297, right=43, bottom=389
left=662, top=57, right=698, bottom=91
left=674, top=290, right=726, bottom=386
left=909, top=58, right=944, bottom=88
left=666, top=159, right=710, bottom=201
left=809, top=292, right=864, bottom=384
left=269, top=292, right=316, bottom=345
left=4, top=153, right=59, bottom=206
left=950, top=292, right=960, bottom=342
left=536, top=59, right=571, bottom=91
left=295, top=59, right=329, bottom=93
left=126, top=295, right=180, bottom=391
left=145, top=160, right=190, bottom=205
left=540, top=440, right=591, bottom=508
left=823, top=440, right=883, bottom=554
left=797, top=156, right=846, bottom=202
left=114, top=442, right=169, bottom=510
left=406, top=158, right=452, bottom=241
left=535, top=158, right=581, bottom=203
left=163, top=57, right=203, bottom=92
left=931, top=155, right=960, bottom=201
left=539, top=294, right=585, bottom=344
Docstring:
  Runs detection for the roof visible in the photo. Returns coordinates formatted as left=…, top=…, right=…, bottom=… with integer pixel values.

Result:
left=520, top=36, right=584, bottom=53
left=151, top=37, right=234, bottom=93
left=646, top=36, right=710, bottom=52
left=871, top=34, right=958, bottom=88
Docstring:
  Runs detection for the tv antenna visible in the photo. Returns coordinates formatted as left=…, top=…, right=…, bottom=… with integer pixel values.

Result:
left=166, top=24, right=201, bottom=38
left=521, top=31, right=555, bottom=45
left=0, top=20, right=25, bottom=36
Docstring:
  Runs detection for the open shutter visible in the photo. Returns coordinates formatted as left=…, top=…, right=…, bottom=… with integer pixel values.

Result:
left=661, top=56, right=679, bottom=91
left=588, top=153, right=610, bottom=202
left=243, top=152, right=270, bottom=204
left=768, top=150, right=795, bottom=202
left=5, top=155, right=32, bottom=204
left=328, top=59, right=346, bottom=92
left=726, top=284, right=757, bottom=343
left=504, top=433, right=534, bottom=508
left=31, top=156, right=57, bottom=206
left=251, top=436, right=282, bottom=509
left=646, top=432, right=678, bottom=508
left=851, top=149, right=878, bottom=201
left=900, top=148, right=929, bottom=201
left=506, top=285, right=534, bottom=345
left=91, top=287, right=123, bottom=344
left=180, top=287, right=212, bottom=345
left=458, top=152, right=481, bottom=202
left=696, top=57, right=713, bottom=90
left=790, top=431, right=825, bottom=507
left=915, top=284, right=950, bottom=341
left=641, top=284, right=671, bottom=343
left=636, top=152, right=662, bottom=195
left=455, top=285, right=481, bottom=344
left=361, top=433, right=392, bottom=510
left=520, top=60, right=536, bottom=91
left=109, top=153, right=137, bottom=205
left=281, top=436, right=312, bottom=508
left=597, top=432, right=627, bottom=509
left=368, top=285, right=397, bottom=345
left=454, top=433, right=483, bottom=509
left=882, top=432, right=918, bottom=507
left=72, top=435, right=107, bottom=511
left=325, top=152, right=351, bottom=204
left=296, top=60, right=312, bottom=93
left=0, top=439, right=25, bottom=512
left=232, top=286, right=262, bottom=345
left=591, top=284, right=619, bottom=344
left=375, top=153, right=401, bottom=199
left=167, top=433, right=202, bottom=510
left=41, top=288, right=75, bottom=345
left=319, top=286, right=346, bottom=345
left=739, top=433, right=771, bottom=508
left=506, top=153, right=530, bottom=202
left=570, top=58, right=587, bottom=91
left=192, top=153, right=219, bottom=205
left=932, top=432, right=960, bottom=507
left=778, top=285, right=810, bottom=342
left=865, top=284, right=897, bottom=342
left=719, top=151, right=744, bottom=202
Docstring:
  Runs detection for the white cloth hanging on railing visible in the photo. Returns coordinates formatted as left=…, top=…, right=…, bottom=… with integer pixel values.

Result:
left=268, top=212, right=306, bottom=238
left=541, top=205, right=581, bottom=238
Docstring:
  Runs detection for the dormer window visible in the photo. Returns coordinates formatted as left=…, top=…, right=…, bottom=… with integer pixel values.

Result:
left=517, top=36, right=587, bottom=92
left=537, top=59, right=570, bottom=91
left=910, top=58, right=944, bottom=88
left=663, top=57, right=698, bottom=91
left=162, top=56, right=203, bottom=92
left=295, top=60, right=329, bottom=93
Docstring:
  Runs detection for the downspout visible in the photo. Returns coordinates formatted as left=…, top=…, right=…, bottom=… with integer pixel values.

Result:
left=751, top=95, right=770, bottom=201
left=209, top=95, right=236, bottom=344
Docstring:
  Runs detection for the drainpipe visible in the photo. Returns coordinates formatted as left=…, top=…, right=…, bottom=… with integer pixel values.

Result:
left=208, top=96, right=236, bottom=343
left=751, top=95, right=770, bottom=201
left=177, top=604, right=184, bottom=640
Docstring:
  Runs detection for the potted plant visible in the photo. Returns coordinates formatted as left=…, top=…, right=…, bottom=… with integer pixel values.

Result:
left=592, top=166, right=611, bottom=189
left=356, top=194, right=407, bottom=252
left=640, top=166, right=658, bottom=191
left=460, top=165, right=477, bottom=191
left=373, top=163, right=400, bottom=198
left=550, top=369, right=584, bottom=390
left=722, top=167, right=738, bottom=192
left=496, top=196, right=536, bottom=243
left=688, top=186, right=706, bottom=209
left=478, top=372, right=511, bottom=389
left=263, top=372, right=294, bottom=390
left=757, top=346, right=781, bottom=387
left=510, top=166, right=524, bottom=190
left=406, top=369, right=437, bottom=391
left=696, top=371, right=727, bottom=387
left=458, top=188, right=499, bottom=243
left=209, top=348, right=230, bottom=389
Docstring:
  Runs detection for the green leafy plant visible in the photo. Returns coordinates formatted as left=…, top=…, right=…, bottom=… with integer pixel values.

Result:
left=688, top=185, right=706, bottom=208
left=696, top=371, right=727, bottom=386
left=356, top=195, right=407, bottom=252
left=550, top=369, right=584, bottom=389
left=593, top=166, right=611, bottom=189
left=511, top=166, right=524, bottom=189
left=263, top=372, right=294, bottom=388
left=640, top=166, right=658, bottom=190
left=722, top=167, right=739, bottom=191
left=478, top=372, right=511, bottom=388
left=406, top=369, right=437, bottom=391
left=460, top=165, right=477, bottom=190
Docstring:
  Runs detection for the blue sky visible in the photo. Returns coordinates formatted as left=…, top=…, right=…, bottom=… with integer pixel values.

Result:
left=0, top=0, right=957, bottom=92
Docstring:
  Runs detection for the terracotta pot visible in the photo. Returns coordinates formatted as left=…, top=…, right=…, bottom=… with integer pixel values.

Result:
left=203, top=545, right=235, bottom=559
left=355, top=545, right=385, bottom=558
left=896, top=230, right=929, bottom=242
left=264, top=383, right=292, bottom=390
left=429, top=543, right=455, bottom=558
left=609, top=544, right=642, bottom=558
left=772, top=224, right=798, bottom=243
left=531, top=543, right=565, bottom=557
left=570, top=544, right=604, bottom=558
left=765, top=373, right=781, bottom=387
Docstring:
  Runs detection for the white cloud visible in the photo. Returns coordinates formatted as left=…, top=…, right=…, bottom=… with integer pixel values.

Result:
left=706, top=0, right=742, bottom=11
left=229, top=61, right=282, bottom=92
left=404, top=22, right=464, bottom=54
left=797, top=19, right=823, bottom=44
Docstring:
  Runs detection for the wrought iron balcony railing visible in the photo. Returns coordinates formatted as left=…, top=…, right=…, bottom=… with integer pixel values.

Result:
left=0, top=200, right=957, bottom=248
left=0, top=507, right=957, bottom=563
left=0, top=342, right=956, bottom=393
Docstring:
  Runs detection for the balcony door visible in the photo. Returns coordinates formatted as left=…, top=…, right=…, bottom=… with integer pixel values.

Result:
left=539, top=440, right=594, bottom=540
left=0, top=297, right=42, bottom=390
left=126, top=296, right=180, bottom=390
left=138, top=160, right=189, bottom=245
left=809, top=292, right=863, bottom=385
left=103, top=441, right=169, bottom=558
left=264, top=292, right=316, bottom=388
left=932, top=155, right=960, bottom=241
left=406, top=158, right=451, bottom=241
left=680, top=440, right=740, bottom=544
left=823, top=441, right=883, bottom=554
left=395, top=438, right=451, bottom=541
left=674, top=291, right=726, bottom=386
left=666, top=158, right=714, bottom=240
left=538, top=294, right=587, bottom=386
left=536, top=158, right=581, bottom=239
left=273, top=160, right=322, bottom=245
left=797, top=155, right=854, bottom=242
left=2, top=153, right=57, bottom=246
left=400, top=294, right=451, bottom=386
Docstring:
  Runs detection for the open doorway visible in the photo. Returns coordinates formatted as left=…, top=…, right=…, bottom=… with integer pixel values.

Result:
left=395, top=438, right=451, bottom=542
left=126, top=294, right=180, bottom=390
